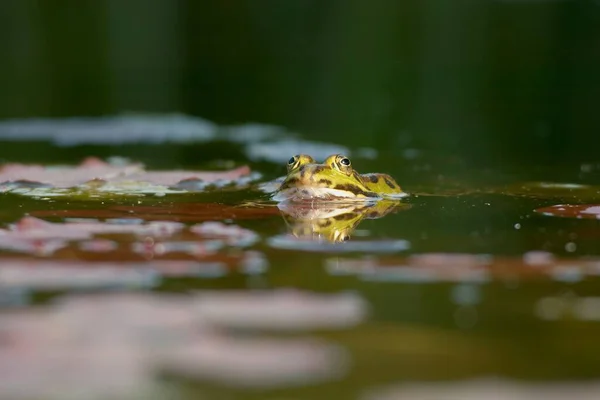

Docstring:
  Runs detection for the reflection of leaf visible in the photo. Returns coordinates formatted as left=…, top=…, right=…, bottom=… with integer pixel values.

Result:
left=535, top=204, right=600, bottom=219
left=0, top=157, right=257, bottom=197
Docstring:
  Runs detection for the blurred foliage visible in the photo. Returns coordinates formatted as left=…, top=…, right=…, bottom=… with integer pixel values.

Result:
left=0, top=0, right=599, bottom=165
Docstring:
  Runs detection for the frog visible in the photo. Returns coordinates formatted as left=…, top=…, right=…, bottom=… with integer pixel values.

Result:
left=272, top=153, right=407, bottom=202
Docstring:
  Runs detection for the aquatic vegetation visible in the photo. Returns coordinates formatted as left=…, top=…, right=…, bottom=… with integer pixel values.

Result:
left=324, top=253, right=600, bottom=283
left=0, top=291, right=361, bottom=398
left=0, top=215, right=269, bottom=287
left=192, top=289, right=368, bottom=331
left=247, top=139, right=351, bottom=163
left=496, top=182, right=600, bottom=200
left=362, top=379, right=600, bottom=400
left=3, top=115, right=600, bottom=398
left=0, top=157, right=257, bottom=197
left=0, top=260, right=160, bottom=291
left=0, top=114, right=218, bottom=145
left=535, top=204, right=600, bottom=219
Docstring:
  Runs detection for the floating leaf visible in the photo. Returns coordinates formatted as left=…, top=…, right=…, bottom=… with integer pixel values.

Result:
left=325, top=252, right=600, bottom=282
left=0, top=260, right=159, bottom=290
left=0, top=157, right=256, bottom=197
left=363, top=379, right=600, bottom=400
left=0, top=114, right=218, bottom=145
left=7, top=216, right=184, bottom=238
left=160, top=337, right=347, bottom=389
left=0, top=216, right=267, bottom=278
left=192, top=289, right=368, bottom=331
left=246, top=138, right=350, bottom=163
left=495, top=182, right=600, bottom=200
left=535, top=204, right=600, bottom=219
left=0, top=290, right=358, bottom=398
left=268, top=235, right=410, bottom=253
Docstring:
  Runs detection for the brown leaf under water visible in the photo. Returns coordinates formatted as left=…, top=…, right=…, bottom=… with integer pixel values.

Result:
left=535, top=204, right=600, bottom=219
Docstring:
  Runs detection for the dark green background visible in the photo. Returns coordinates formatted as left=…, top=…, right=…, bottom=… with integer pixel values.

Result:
left=1, top=0, right=599, bottom=165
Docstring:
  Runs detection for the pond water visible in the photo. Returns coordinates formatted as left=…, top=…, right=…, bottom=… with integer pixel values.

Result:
left=1, top=116, right=600, bottom=400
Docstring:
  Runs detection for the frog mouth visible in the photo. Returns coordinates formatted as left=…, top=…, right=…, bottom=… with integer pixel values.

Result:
left=272, top=186, right=379, bottom=202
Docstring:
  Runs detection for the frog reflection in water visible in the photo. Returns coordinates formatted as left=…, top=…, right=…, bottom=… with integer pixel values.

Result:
left=271, top=154, right=409, bottom=242
left=273, top=154, right=407, bottom=202
left=278, top=199, right=408, bottom=242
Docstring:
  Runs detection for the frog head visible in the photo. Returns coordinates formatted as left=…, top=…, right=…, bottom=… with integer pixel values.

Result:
left=273, top=154, right=379, bottom=202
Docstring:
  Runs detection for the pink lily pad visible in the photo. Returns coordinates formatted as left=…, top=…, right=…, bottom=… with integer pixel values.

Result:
left=0, top=157, right=255, bottom=196
left=535, top=204, right=600, bottom=219
left=325, top=252, right=600, bottom=282
left=0, top=290, right=358, bottom=398
left=0, top=216, right=267, bottom=278
left=7, top=216, right=184, bottom=238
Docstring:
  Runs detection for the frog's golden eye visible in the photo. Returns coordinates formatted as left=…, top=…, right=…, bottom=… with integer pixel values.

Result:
left=288, top=156, right=298, bottom=165
left=332, top=155, right=353, bottom=175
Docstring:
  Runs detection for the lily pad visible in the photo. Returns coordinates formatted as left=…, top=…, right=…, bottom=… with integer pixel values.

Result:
left=246, top=138, right=350, bottom=163
left=0, top=114, right=218, bottom=145
left=325, top=252, right=600, bottom=282
left=494, top=182, right=600, bottom=200
left=535, top=204, right=600, bottom=219
left=0, top=290, right=360, bottom=398
left=0, top=216, right=268, bottom=279
left=0, top=157, right=257, bottom=197
left=363, top=379, right=600, bottom=400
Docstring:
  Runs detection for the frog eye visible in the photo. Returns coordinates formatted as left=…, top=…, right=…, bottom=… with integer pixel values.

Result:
left=288, top=156, right=297, bottom=165
left=339, top=157, right=351, bottom=167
